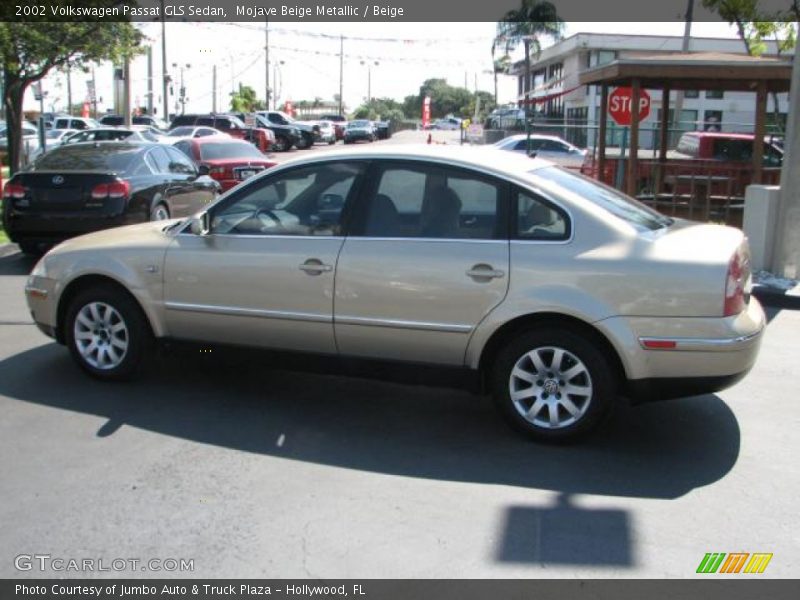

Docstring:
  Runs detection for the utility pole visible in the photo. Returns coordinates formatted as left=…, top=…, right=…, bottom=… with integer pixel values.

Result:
left=772, top=20, right=800, bottom=279
left=160, top=0, right=169, bottom=122
left=146, top=46, right=154, bottom=115
left=524, top=38, right=532, bottom=153
left=212, top=65, right=217, bottom=113
left=91, top=66, right=98, bottom=119
left=123, top=54, right=131, bottom=126
left=265, top=18, right=270, bottom=110
left=338, top=35, right=343, bottom=116
left=66, top=64, right=72, bottom=115
left=670, top=0, right=694, bottom=146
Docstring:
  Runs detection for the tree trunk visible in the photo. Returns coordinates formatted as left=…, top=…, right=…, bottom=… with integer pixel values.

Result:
left=3, top=71, right=25, bottom=176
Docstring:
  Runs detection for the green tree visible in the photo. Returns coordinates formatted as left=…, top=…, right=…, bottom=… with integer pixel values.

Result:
left=230, top=84, right=265, bottom=113
left=402, top=79, right=492, bottom=120
left=352, top=97, right=405, bottom=121
left=494, top=0, right=564, bottom=129
left=0, top=2, right=143, bottom=173
left=702, top=0, right=798, bottom=132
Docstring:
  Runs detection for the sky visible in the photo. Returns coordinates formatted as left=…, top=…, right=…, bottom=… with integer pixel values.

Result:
left=24, top=21, right=742, bottom=119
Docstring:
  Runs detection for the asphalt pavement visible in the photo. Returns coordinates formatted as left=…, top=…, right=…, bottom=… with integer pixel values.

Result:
left=0, top=132, right=798, bottom=578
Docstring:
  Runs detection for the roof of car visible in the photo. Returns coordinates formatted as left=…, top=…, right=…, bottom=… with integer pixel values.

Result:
left=680, top=131, right=757, bottom=141
left=273, top=143, right=554, bottom=175
left=500, top=134, right=568, bottom=142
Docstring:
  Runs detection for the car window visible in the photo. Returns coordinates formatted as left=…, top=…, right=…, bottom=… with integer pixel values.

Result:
left=65, top=131, right=89, bottom=143
left=197, top=128, right=216, bottom=137
left=173, top=141, right=193, bottom=158
left=167, top=126, right=194, bottom=137
left=198, top=141, right=263, bottom=160
left=211, top=162, right=366, bottom=237
left=532, top=166, right=671, bottom=232
left=165, top=146, right=197, bottom=174
left=540, top=140, right=569, bottom=153
left=515, top=189, right=569, bottom=241
left=32, top=144, right=140, bottom=172
left=147, top=146, right=172, bottom=173
left=361, top=163, right=501, bottom=240
left=214, top=118, right=234, bottom=130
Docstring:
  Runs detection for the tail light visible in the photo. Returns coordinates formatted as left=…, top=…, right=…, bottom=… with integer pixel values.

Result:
left=3, top=182, right=26, bottom=199
left=724, top=243, right=751, bottom=316
left=91, top=180, right=131, bottom=200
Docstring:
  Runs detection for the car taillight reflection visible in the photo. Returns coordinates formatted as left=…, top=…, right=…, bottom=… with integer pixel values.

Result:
left=724, top=245, right=750, bottom=317
left=3, top=182, right=27, bottom=199
left=91, top=180, right=131, bottom=200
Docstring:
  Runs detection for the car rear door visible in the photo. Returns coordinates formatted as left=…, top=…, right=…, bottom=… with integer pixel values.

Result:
left=162, top=160, right=367, bottom=352
left=334, top=160, right=510, bottom=366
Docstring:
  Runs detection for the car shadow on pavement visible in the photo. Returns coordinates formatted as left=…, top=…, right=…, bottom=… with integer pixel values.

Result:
left=0, top=250, right=36, bottom=276
left=0, top=342, right=741, bottom=501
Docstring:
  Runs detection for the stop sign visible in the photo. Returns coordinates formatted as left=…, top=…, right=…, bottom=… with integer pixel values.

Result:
left=608, top=87, right=651, bottom=126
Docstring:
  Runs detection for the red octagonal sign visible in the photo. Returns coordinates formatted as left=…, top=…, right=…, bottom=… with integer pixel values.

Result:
left=608, top=87, right=651, bottom=126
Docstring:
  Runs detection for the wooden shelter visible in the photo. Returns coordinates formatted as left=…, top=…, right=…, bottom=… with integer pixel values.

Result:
left=578, top=52, right=793, bottom=197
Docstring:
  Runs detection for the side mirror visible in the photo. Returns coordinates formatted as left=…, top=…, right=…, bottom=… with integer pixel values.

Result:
left=197, top=164, right=210, bottom=176
left=190, top=211, right=210, bottom=236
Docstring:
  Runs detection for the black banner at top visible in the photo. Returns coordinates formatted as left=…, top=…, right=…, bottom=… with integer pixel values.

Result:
left=3, top=0, right=798, bottom=22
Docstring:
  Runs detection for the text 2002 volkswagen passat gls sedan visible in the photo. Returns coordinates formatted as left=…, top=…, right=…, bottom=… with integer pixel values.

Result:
left=25, top=146, right=765, bottom=441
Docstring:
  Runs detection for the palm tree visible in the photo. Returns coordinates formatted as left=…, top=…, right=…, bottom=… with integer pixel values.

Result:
left=493, top=0, right=563, bottom=143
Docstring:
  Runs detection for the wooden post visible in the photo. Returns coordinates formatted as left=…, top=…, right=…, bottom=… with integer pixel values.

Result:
left=753, top=81, right=767, bottom=184
left=657, top=85, right=671, bottom=197
left=627, top=79, right=641, bottom=196
left=598, top=84, right=608, bottom=183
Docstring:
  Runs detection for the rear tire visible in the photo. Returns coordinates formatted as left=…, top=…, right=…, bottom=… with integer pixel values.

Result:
left=273, top=136, right=290, bottom=152
left=150, top=202, right=170, bottom=221
left=491, top=328, right=616, bottom=442
left=64, top=285, right=153, bottom=381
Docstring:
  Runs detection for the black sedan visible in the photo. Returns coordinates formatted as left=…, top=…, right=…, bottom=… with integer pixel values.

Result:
left=2, top=142, right=219, bottom=255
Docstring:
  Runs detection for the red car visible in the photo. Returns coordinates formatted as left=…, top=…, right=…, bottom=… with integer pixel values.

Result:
left=173, top=137, right=277, bottom=192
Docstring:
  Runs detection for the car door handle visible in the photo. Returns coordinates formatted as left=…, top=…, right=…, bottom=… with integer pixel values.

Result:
left=466, top=265, right=505, bottom=279
left=299, top=260, right=332, bottom=274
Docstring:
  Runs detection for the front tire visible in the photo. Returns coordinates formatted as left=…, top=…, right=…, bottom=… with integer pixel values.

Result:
left=65, top=285, right=152, bottom=381
left=273, top=136, right=290, bottom=152
left=491, top=328, right=616, bottom=442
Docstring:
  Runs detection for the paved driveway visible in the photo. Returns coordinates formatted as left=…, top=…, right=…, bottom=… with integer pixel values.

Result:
left=0, top=247, right=797, bottom=578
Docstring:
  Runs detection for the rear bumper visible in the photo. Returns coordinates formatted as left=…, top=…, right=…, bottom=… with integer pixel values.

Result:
left=5, top=212, right=134, bottom=246
left=597, top=297, right=765, bottom=393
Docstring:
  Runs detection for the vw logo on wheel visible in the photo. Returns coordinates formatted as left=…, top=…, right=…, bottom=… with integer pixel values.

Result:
left=52, top=175, right=64, bottom=185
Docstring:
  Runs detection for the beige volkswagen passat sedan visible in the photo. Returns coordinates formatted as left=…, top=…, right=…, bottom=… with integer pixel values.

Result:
left=24, top=145, right=764, bottom=441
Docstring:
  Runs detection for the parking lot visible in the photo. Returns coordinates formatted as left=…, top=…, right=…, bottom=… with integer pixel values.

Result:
left=1, top=131, right=798, bottom=579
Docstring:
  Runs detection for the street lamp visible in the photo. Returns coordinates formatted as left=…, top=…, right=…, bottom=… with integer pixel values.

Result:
left=360, top=60, right=378, bottom=105
left=172, top=62, right=190, bottom=115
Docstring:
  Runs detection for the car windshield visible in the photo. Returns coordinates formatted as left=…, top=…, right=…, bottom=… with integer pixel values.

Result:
left=349, top=120, right=369, bottom=128
left=199, top=142, right=263, bottom=160
left=531, top=166, right=672, bottom=231
left=224, top=115, right=248, bottom=128
left=167, top=127, right=195, bottom=137
left=32, top=144, right=140, bottom=173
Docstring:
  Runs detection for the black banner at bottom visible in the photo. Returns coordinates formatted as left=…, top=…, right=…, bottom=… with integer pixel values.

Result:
left=3, top=580, right=800, bottom=600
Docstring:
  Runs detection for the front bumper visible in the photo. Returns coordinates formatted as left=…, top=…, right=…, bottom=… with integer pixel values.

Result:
left=25, top=275, right=59, bottom=340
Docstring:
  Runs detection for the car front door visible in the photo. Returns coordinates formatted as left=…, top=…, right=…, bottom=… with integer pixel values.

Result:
left=334, top=160, right=510, bottom=366
left=163, top=146, right=217, bottom=214
left=162, top=161, right=367, bottom=352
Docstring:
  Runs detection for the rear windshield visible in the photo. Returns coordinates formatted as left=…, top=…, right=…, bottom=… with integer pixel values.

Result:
left=167, top=127, right=195, bottom=137
left=33, top=144, right=140, bottom=173
left=199, top=141, right=263, bottom=160
left=531, top=166, right=672, bottom=231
